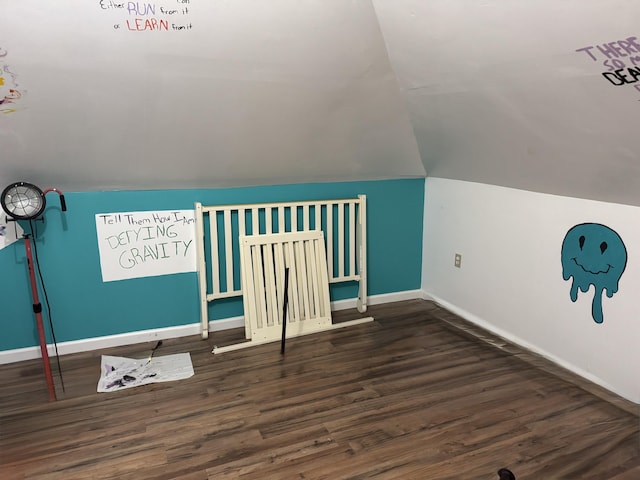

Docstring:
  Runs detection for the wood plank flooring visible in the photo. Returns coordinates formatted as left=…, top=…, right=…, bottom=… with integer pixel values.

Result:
left=0, top=300, right=638, bottom=479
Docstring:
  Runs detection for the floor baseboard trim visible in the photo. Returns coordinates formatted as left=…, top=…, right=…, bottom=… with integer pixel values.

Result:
left=330, top=289, right=425, bottom=311
left=423, top=290, right=639, bottom=406
left=0, top=290, right=423, bottom=364
left=0, top=316, right=245, bottom=365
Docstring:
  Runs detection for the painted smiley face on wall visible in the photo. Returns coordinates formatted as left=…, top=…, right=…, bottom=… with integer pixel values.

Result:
left=561, top=223, right=627, bottom=324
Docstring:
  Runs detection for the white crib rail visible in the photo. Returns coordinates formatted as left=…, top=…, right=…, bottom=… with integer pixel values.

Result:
left=194, top=195, right=367, bottom=339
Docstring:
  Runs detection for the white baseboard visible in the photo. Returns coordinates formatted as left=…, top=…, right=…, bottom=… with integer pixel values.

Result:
left=0, top=290, right=423, bottom=365
left=330, top=289, right=425, bottom=311
left=423, top=290, right=638, bottom=405
left=0, top=316, right=244, bottom=365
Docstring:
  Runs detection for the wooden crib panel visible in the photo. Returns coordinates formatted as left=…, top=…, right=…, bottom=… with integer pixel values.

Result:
left=195, top=196, right=368, bottom=339
left=241, top=231, right=332, bottom=344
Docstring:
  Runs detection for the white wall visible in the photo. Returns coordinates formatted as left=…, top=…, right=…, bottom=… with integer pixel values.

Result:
left=422, top=177, right=640, bottom=403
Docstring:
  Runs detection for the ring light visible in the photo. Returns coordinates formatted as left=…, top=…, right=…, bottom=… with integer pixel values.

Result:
left=0, top=181, right=67, bottom=401
left=1, top=181, right=46, bottom=220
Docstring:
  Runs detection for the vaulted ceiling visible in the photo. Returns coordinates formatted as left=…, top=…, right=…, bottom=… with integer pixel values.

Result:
left=1, top=1, right=638, bottom=206
left=373, top=0, right=640, bottom=206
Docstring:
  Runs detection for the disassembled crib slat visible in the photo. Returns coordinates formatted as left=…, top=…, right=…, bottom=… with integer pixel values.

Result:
left=338, top=204, right=345, bottom=279
left=349, top=202, right=356, bottom=277
left=210, top=210, right=220, bottom=297
left=326, top=205, right=333, bottom=280
left=194, top=202, right=209, bottom=339
left=278, top=206, right=285, bottom=233
left=356, top=194, right=367, bottom=313
left=224, top=210, right=233, bottom=293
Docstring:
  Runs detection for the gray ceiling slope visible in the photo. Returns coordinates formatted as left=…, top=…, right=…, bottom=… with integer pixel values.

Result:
left=373, top=0, right=640, bottom=207
left=0, top=1, right=424, bottom=193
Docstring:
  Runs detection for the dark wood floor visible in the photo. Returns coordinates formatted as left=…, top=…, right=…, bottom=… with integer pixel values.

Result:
left=1, top=300, right=638, bottom=479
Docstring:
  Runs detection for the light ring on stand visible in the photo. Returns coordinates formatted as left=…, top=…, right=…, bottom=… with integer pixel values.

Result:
left=1, top=181, right=47, bottom=220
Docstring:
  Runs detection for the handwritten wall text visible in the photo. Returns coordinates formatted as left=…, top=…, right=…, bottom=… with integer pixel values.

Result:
left=99, top=1, right=193, bottom=32
left=576, top=35, right=640, bottom=101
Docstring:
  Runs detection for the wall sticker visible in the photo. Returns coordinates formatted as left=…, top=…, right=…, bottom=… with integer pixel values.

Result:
left=561, top=223, right=627, bottom=324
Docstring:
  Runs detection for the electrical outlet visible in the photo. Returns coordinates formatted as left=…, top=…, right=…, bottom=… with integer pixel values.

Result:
left=454, top=253, right=462, bottom=268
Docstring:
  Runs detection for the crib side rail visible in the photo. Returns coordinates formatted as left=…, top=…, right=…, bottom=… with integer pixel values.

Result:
left=195, top=196, right=367, bottom=339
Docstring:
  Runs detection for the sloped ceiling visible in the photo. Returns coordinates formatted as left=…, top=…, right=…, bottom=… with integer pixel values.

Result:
left=1, top=1, right=639, bottom=206
left=0, top=1, right=424, bottom=192
left=372, top=0, right=640, bottom=206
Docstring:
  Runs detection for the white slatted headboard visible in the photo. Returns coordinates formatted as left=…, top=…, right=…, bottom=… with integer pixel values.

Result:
left=194, top=195, right=368, bottom=339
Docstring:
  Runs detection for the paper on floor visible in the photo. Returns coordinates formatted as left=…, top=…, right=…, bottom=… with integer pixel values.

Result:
left=97, top=353, right=194, bottom=393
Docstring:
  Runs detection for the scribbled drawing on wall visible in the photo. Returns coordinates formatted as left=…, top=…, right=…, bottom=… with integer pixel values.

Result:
left=561, top=223, right=627, bottom=324
left=0, top=47, right=23, bottom=114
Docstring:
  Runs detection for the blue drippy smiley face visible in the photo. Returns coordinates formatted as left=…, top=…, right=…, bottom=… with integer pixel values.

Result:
left=561, top=223, right=627, bottom=324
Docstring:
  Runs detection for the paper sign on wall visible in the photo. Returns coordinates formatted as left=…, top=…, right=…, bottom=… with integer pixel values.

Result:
left=0, top=216, right=23, bottom=250
left=95, top=210, right=196, bottom=282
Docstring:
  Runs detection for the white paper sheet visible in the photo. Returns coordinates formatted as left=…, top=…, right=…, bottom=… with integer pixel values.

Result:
left=0, top=216, right=23, bottom=250
left=95, top=209, right=196, bottom=282
left=97, top=353, right=194, bottom=393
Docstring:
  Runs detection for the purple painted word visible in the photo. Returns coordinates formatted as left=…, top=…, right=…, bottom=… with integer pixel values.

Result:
left=576, top=37, right=640, bottom=64
left=576, top=35, right=640, bottom=95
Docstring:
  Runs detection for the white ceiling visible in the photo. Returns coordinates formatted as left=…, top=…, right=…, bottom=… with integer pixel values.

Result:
left=0, top=1, right=425, bottom=192
left=1, top=0, right=639, bottom=206
left=373, top=0, right=640, bottom=206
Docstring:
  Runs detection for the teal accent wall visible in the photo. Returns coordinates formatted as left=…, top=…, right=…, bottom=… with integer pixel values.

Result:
left=0, top=179, right=424, bottom=351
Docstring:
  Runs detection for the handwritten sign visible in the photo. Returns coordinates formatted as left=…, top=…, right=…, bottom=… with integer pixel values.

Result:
left=96, top=209, right=196, bottom=282
left=0, top=216, right=23, bottom=251
left=576, top=35, right=640, bottom=101
left=99, top=1, right=193, bottom=32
